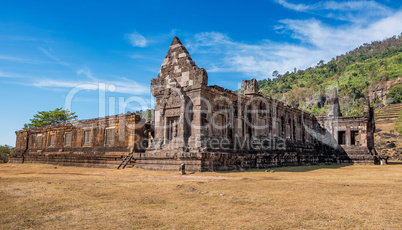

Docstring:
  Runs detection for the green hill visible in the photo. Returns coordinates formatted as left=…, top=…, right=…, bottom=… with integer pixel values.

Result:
left=258, top=33, right=402, bottom=116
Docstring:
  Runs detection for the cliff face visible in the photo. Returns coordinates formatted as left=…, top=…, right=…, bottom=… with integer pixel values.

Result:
left=369, top=77, right=402, bottom=104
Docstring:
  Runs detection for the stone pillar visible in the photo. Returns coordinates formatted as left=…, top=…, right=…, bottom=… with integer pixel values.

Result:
left=334, top=126, right=338, bottom=144
left=163, top=116, right=168, bottom=145
left=360, top=129, right=367, bottom=147
left=346, top=129, right=351, bottom=146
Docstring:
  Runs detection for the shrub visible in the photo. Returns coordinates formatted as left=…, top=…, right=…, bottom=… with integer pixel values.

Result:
left=0, top=145, right=14, bottom=163
left=386, top=84, right=402, bottom=103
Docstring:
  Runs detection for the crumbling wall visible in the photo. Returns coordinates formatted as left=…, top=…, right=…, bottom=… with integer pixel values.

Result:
left=10, top=113, right=146, bottom=167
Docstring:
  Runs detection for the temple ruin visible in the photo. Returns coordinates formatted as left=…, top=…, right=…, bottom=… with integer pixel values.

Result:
left=10, top=113, right=148, bottom=167
left=10, top=37, right=381, bottom=170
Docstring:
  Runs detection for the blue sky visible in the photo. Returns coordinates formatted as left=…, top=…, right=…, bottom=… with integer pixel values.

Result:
left=0, top=0, right=401, bottom=146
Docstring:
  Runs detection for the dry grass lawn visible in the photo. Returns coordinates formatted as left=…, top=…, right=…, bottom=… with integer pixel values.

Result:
left=0, top=163, right=401, bottom=229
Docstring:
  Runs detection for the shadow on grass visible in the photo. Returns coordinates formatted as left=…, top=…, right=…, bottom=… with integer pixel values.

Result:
left=215, top=163, right=354, bottom=173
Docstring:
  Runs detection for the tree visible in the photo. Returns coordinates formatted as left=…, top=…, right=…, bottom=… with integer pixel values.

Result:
left=0, top=145, right=14, bottom=163
left=327, top=60, right=337, bottom=74
left=316, top=60, right=325, bottom=67
left=136, top=109, right=155, bottom=122
left=386, top=84, right=402, bottom=103
left=272, top=70, right=279, bottom=77
left=23, top=108, right=78, bottom=129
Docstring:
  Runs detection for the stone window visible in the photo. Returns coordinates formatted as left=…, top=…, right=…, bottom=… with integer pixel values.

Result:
left=105, top=128, right=115, bottom=146
left=300, top=117, right=306, bottom=142
left=221, top=114, right=228, bottom=138
left=258, top=101, right=266, bottom=117
left=268, top=119, right=272, bottom=136
left=167, top=117, right=179, bottom=143
left=233, top=105, right=238, bottom=118
left=351, top=131, right=359, bottom=145
left=49, top=134, right=56, bottom=147
left=83, top=130, right=92, bottom=146
left=213, top=113, right=228, bottom=138
left=35, top=134, right=42, bottom=148
left=338, top=131, right=346, bottom=145
left=287, top=119, right=291, bottom=139
left=246, top=105, right=253, bottom=137
left=64, top=132, right=72, bottom=147
left=201, top=113, right=208, bottom=126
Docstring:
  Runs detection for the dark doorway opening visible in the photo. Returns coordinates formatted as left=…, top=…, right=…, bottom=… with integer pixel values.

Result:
left=338, top=131, right=346, bottom=145
left=351, top=131, right=359, bottom=145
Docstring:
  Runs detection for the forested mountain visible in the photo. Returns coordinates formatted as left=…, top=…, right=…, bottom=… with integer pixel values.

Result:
left=258, top=34, right=402, bottom=116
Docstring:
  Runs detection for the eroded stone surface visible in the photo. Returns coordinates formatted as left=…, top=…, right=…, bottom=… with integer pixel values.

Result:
left=10, top=113, right=147, bottom=167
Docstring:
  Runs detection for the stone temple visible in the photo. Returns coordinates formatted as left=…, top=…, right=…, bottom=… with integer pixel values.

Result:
left=10, top=37, right=382, bottom=170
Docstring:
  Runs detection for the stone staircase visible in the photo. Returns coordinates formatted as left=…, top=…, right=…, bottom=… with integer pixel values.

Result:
left=375, top=103, right=402, bottom=124
left=117, top=153, right=134, bottom=169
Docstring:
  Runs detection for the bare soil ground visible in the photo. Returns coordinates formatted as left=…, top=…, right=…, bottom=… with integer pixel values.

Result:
left=0, top=163, right=401, bottom=229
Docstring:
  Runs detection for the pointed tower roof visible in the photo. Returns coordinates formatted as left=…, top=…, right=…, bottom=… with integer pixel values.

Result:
left=150, top=37, right=208, bottom=96
left=158, top=36, right=196, bottom=77
left=167, top=36, right=190, bottom=56
left=171, top=36, right=182, bottom=46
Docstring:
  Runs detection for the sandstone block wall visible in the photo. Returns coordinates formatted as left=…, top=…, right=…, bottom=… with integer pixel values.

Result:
left=10, top=113, right=146, bottom=167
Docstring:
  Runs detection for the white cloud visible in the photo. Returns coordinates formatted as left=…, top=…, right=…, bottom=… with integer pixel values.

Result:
left=278, top=11, right=402, bottom=52
left=1, top=67, right=150, bottom=95
left=0, top=71, right=35, bottom=78
left=187, top=32, right=318, bottom=78
left=32, top=79, right=92, bottom=88
left=186, top=10, right=402, bottom=80
left=32, top=78, right=149, bottom=95
left=127, top=32, right=147, bottom=47
left=130, top=54, right=146, bottom=59
left=0, top=55, right=51, bottom=64
left=275, top=0, right=310, bottom=11
left=33, top=49, right=151, bottom=95
left=275, top=0, right=392, bottom=22
left=32, top=71, right=150, bottom=95
left=0, top=71, right=13, bottom=78
left=129, top=54, right=161, bottom=63
left=77, top=67, right=96, bottom=81
left=39, top=47, right=70, bottom=67
left=106, top=78, right=150, bottom=94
